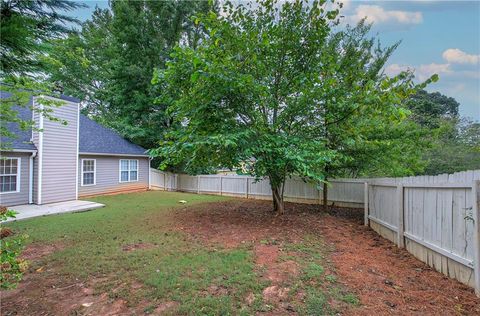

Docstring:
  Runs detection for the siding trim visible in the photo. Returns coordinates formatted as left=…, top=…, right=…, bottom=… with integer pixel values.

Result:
left=81, top=159, right=96, bottom=186
left=37, top=97, right=44, bottom=205
left=0, top=157, right=21, bottom=194
left=79, top=152, right=148, bottom=157
left=75, top=103, right=80, bottom=199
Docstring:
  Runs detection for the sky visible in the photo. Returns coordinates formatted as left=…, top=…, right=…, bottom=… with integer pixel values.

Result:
left=72, top=0, right=480, bottom=121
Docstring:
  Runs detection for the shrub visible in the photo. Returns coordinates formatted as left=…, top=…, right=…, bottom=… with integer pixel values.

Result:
left=0, top=206, right=28, bottom=289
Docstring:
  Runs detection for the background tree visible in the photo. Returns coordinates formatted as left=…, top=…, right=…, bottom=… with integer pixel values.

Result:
left=151, top=0, right=434, bottom=214
left=46, top=0, right=215, bottom=149
left=0, top=0, right=83, bottom=76
left=405, top=89, right=479, bottom=174
left=406, top=89, right=459, bottom=128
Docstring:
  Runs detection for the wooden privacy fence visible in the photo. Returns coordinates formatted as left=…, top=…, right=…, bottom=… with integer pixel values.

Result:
left=150, top=168, right=480, bottom=295
left=150, top=169, right=365, bottom=207
left=366, top=177, right=480, bottom=296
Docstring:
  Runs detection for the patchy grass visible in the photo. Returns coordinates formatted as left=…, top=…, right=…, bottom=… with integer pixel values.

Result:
left=6, top=191, right=357, bottom=315
left=282, top=237, right=359, bottom=315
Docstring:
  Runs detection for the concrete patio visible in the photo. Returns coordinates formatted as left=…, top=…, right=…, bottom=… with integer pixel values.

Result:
left=6, top=200, right=105, bottom=222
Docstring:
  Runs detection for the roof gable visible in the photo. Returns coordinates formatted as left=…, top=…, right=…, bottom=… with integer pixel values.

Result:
left=1, top=91, right=147, bottom=156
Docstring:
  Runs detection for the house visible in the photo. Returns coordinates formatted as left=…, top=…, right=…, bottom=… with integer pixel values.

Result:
left=0, top=92, right=150, bottom=207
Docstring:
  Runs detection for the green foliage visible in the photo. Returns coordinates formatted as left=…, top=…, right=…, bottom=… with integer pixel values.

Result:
left=151, top=0, right=433, bottom=212
left=422, top=118, right=480, bottom=174
left=405, top=90, right=479, bottom=175
left=1, top=0, right=79, bottom=150
left=0, top=0, right=84, bottom=77
left=46, top=0, right=215, bottom=149
left=406, top=89, right=460, bottom=128
left=0, top=206, right=28, bottom=289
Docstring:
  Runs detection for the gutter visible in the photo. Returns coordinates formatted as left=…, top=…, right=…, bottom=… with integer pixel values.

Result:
left=2, top=149, right=37, bottom=153
left=79, top=152, right=149, bottom=158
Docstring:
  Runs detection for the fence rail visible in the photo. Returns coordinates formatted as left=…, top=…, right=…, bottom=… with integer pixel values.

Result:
left=150, top=169, right=365, bottom=207
left=150, top=168, right=480, bottom=296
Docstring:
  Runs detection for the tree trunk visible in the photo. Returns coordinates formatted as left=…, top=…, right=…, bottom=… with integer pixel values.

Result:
left=270, top=183, right=285, bottom=215
left=323, top=181, right=328, bottom=210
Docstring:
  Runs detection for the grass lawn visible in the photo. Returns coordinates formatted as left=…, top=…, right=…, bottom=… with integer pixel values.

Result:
left=6, top=191, right=358, bottom=315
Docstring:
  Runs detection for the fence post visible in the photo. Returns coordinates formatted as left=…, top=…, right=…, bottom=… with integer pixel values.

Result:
left=245, top=177, right=249, bottom=199
left=397, top=184, right=405, bottom=248
left=364, top=182, right=369, bottom=226
left=163, top=172, right=167, bottom=191
left=197, top=176, right=200, bottom=194
left=472, top=180, right=480, bottom=297
left=220, top=176, right=223, bottom=196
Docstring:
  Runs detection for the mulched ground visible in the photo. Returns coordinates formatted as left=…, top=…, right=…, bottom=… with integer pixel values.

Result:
left=173, top=199, right=480, bottom=315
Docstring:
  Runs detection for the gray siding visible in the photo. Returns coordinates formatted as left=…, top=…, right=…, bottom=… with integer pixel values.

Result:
left=33, top=158, right=38, bottom=204
left=78, top=155, right=149, bottom=197
left=34, top=97, right=79, bottom=204
left=0, top=152, right=31, bottom=206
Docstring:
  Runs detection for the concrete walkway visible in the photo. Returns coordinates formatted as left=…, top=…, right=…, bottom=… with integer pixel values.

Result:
left=5, top=200, right=105, bottom=222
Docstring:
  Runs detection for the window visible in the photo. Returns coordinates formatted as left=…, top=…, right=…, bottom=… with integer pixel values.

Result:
left=82, top=159, right=96, bottom=186
left=119, top=159, right=138, bottom=182
left=0, top=158, right=20, bottom=193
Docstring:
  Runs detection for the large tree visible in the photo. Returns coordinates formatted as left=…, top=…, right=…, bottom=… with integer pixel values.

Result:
left=151, top=0, right=435, bottom=214
left=406, top=89, right=460, bottom=128
left=1, top=0, right=83, bottom=150
left=46, top=0, right=215, bottom=149
left=404, top=89, right=479, bottom=174
left=422, top=119, right=480, bottom=174
left=0, top=0, right=83, bottom=77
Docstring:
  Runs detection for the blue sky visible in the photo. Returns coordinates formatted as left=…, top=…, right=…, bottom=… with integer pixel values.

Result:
left=72, top=0, right=479, bottom=121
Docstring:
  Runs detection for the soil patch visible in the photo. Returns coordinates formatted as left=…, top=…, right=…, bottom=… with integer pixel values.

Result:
left=173, top=199, right=480, bottom=315
left=20, top=242, right=65, bottom=261
left=121, top=242, right=155, bottom=252
left=1, top=243, right=151, bottom=316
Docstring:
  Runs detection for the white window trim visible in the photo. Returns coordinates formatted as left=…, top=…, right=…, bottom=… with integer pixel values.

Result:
left=119, top=159, right=139, bottom=183
left=0, top=157, right=21, bottom=194
left=81, top=159, right=96, bottom=186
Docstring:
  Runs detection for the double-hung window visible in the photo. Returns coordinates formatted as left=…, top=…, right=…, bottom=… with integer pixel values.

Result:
left=119, top=159, right=138, bottom=182
left=82, top=159, right=96, bottom=186
left=0, top=158, right=20, bottom=193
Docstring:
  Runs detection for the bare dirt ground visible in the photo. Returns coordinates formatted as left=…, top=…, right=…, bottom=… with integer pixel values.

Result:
left=174, top=199, right=480, bottom=315
left=2, top=199, right=479, bottom=315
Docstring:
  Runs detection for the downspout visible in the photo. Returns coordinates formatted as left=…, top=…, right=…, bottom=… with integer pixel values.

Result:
left=148, top=157, right=152, bottom=190
left=29, top=151, right=37, bottom=204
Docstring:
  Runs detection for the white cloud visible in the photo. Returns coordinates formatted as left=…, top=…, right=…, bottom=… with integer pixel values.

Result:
left=417, top=63, right=452, bottom=80
left=385, top=63, right=451, bottom=81
left=442, top=48, right=480, bottom=65
left=346, top=5, right=423, bottom=25
left=384, top=64, right=412, bottom=77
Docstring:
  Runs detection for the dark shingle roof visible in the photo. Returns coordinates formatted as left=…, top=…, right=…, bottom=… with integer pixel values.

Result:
left=79, top=115, right=147, bottom=156
left=1, top=91, right=147, bottom=156
left=0, top=91, right=36, bottom=150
